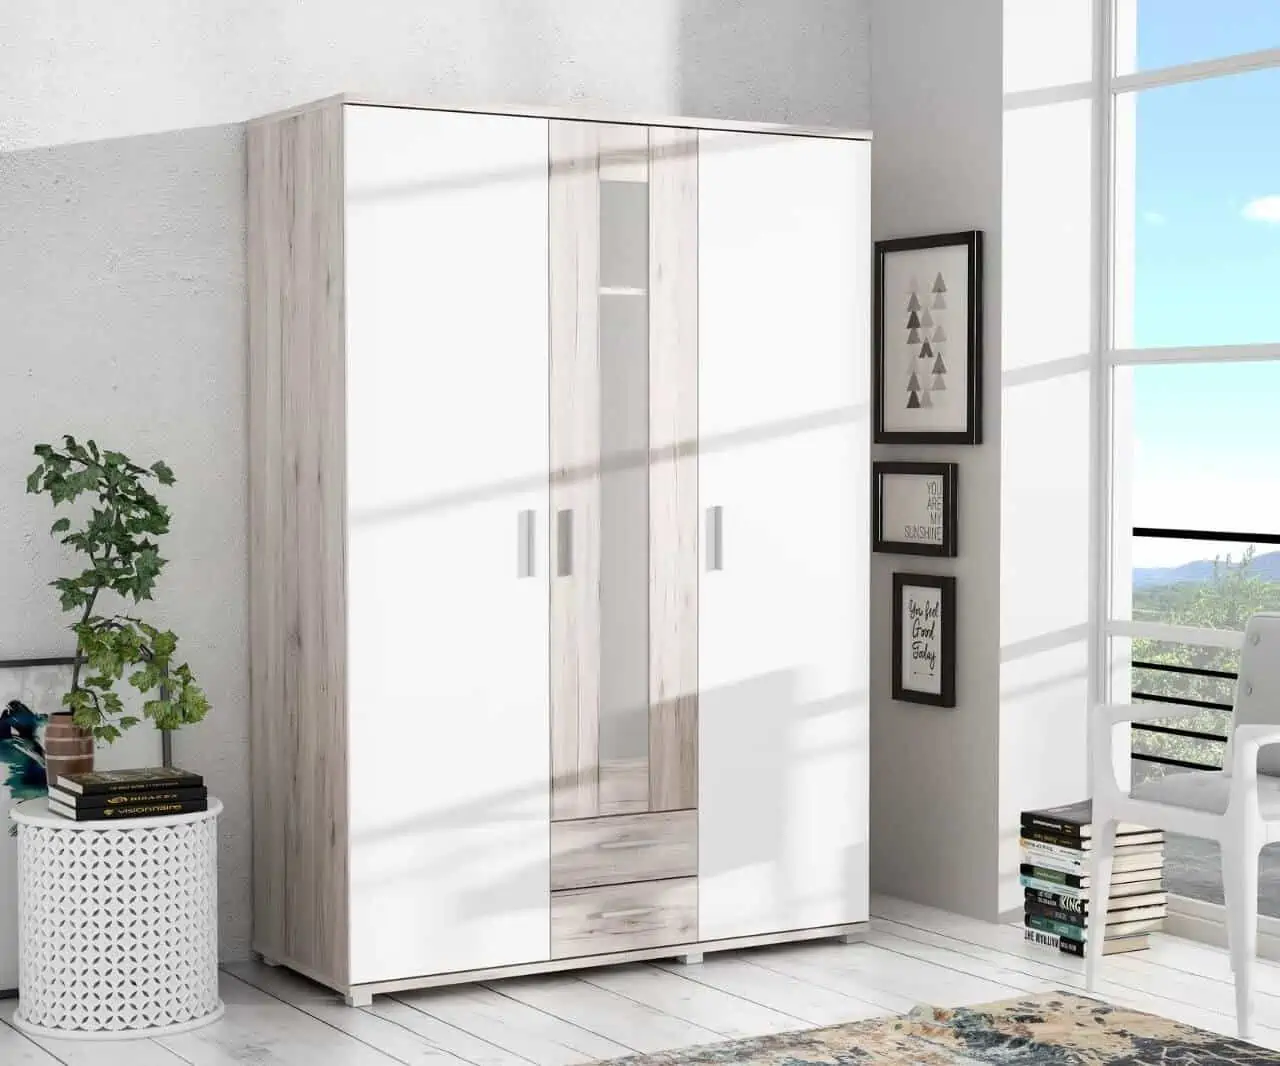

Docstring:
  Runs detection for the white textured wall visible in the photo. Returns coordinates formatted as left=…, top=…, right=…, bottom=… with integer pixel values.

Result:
left=869, top=0, right=1005, bottom=921
left=0, top=126, right=249, bottom=956
left=0, top=0, right=870, bottom=153
left=999, top=0, right=1095, bottom=918
left=0, top=4, right=870, bottom=961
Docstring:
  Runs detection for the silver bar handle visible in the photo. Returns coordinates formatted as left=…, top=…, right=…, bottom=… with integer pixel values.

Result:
left=706, top=505, right=723, bottom=571
left=599, top=907, right=653, bottom=921
left=599, top=838, right=660, bottom=851
left=556, top=509, right=574, bottom=577
left=517, top=509, right=536, bottom=578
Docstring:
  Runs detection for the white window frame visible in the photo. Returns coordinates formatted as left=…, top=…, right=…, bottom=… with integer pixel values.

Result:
left=1093, top=20, right=1280, bottom=703
left=1092, top=6, right=1280, bottom=950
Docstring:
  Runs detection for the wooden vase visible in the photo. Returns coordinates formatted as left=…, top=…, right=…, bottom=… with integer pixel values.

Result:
left=44, top=714, right=94, bottom=788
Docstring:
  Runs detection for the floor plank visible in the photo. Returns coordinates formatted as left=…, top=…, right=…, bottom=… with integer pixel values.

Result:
left=0, top=1010, right=68, bottom=1066
left=225, top=961, right=476, bottom=1066
left=651, top=954, right=889, bottom=1028
left=394, top=985, right=632, bottom=1066
left=578, top=963, right=806, bottom=1038
left=366, top=999, right=539, bottom=1066
left=156, top=973, right=401, bottom=1065
left=12, top=899, right=1280, bottom=1060
left=0, top=998, right=188, bottom=1065
left=487, top=971, right=724, bottom=1054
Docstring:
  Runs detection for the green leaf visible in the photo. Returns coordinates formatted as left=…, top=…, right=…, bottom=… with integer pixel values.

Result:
left=50, top=517, right=71, bottom=534
left=150, top=460, right=175, bottom=485
left=25, top=469, right=41, bottom=494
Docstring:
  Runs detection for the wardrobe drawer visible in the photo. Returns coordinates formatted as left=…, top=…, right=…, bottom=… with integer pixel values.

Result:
left=550, top=810, right=697, bottom=890
left=551, top=877, right=697, bottom=958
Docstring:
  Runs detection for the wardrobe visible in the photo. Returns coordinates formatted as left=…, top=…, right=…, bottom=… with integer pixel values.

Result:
left=247, top=96, right=870, bottom=1005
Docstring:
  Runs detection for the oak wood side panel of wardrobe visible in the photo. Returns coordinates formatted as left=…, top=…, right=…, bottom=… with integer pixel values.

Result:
left=550, top=120, right=602, bottom=821
left=246, top=100, right=349, bottom=986
left=648, top=128, right=699, bottom=813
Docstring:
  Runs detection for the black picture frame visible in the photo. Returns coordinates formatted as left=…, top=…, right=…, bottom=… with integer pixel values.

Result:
left=873, top=461, right=958, bottom=557
left=891, top=573, right=956, bottom=708
left=873, top=230, right=983, bottom=445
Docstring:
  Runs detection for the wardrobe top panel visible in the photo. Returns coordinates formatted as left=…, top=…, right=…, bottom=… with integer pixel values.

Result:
left=247, top=93, right=873, bottom=143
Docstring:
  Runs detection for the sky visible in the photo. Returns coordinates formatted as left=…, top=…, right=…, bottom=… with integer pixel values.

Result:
left=1127, top=1, right=1280, bottom=567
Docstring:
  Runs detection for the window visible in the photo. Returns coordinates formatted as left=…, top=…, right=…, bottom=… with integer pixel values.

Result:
left=1104, top=6, right=1280, bottom=916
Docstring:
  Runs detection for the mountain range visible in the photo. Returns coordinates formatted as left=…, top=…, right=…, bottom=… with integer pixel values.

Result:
left=1133, top=549, right=1280, bottom=589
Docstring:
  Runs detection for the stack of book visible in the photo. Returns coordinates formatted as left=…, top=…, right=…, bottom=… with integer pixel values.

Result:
left=1021, top=799, right=1167, bottom=957
left=48, top=767, right=207, bottom=821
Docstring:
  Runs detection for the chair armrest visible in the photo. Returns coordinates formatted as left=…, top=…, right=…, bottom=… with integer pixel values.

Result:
left=1090, top=703, right=1184, bottom=802
left=1091, top=702, right=1181, bottom=729
left=1227, top=726, right=1280, bottom=824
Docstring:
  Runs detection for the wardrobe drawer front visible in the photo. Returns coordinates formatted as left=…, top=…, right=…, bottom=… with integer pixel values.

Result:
left=551, top=877, right=697, bottom=958
left=551, top=810, right=697, bottom=890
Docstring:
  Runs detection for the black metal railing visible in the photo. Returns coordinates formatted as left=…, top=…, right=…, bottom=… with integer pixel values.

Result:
left=1126, top=524, right=1273, bottom=772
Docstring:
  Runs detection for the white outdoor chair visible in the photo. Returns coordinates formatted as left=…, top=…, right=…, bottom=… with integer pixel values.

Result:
left=1087, top=611, right=1280, bottom=1040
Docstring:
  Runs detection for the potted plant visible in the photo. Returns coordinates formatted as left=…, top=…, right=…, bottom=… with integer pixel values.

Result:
left=26, top=436, right=210, bottom=784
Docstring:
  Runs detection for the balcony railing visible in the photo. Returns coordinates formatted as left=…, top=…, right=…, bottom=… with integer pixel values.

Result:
left=1126, top=524, right=1280, bottom=772
left=1131, top=659, right=1235, bottom=772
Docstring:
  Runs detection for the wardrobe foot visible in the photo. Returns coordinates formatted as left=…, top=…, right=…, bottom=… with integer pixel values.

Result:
left=344, top=989, right=374, bottom=1008
left=675, top=951, right=704, bottom=965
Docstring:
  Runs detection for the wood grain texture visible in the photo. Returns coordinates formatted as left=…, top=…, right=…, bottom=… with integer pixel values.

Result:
left=247, top=99, right=349, bottom=987
left=551, top=809, right=697, bottom=890
left=597, top=123, right=649, bottom=183
left=550, top=120, right=602, bottom=821
left=647, top=128, right=699, bottom=813
left=551, top=878, right=698, bottom=959
left=599, top=757, right=649, bottom=816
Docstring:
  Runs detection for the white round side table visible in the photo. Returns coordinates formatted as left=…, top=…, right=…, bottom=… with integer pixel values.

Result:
left=10, top=797, right=225, bottom=1040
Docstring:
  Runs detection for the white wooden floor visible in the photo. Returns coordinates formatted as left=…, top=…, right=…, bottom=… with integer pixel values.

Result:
left=5, top=896, right=1280, bottom=1063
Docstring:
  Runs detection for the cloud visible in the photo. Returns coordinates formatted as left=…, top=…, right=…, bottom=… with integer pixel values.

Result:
left=1142, top=210, right=1167, bottom=226
left=1242, top=195, right=1280, bottom=224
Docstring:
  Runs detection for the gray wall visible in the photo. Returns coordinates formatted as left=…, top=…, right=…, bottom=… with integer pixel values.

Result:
left=0, top=4, right=871, bottom=961
left=0, top=1, right=869, bottom=153
left=0, top=127, right=250, bottom=955
left=868, top=0, right=1005, bottom=921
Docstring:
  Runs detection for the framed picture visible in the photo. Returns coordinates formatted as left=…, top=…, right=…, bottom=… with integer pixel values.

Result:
left=874, top=230, right=983, bottom=444
left=891, top=574, right=956, bottom=708
left=0, top=655, right=167, bottom=994
left=873, top=461, right=958, bottom=557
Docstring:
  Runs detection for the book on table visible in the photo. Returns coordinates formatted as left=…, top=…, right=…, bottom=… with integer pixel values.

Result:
left=47, top=796, right=209, bottom=821
left=51, top=766, right=203, bottom=797
left=45, top=768, right=207, bottom=821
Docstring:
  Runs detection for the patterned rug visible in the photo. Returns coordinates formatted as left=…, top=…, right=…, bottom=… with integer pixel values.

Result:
left=605, top=992, right=1269, bottom=1064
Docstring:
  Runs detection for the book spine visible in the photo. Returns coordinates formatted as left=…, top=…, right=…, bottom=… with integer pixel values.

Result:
left=1025, top=901, right=1087, bottom=928
left=1021, top=839, right=1087, bottom=863
left=1021, top=864, right=1086, bottom=888
left=1021, top=815, right=1087, bottom=839
left=75, top=777, right=203, bottom=797
left=1024, top=927, right=1060, bottom=950
left=60, top=799, right=209, bottom=821
left=1058, top=936, right=1085, bottom=958
left=1021, top=827, right=1090, bottom=851
left=1026, top=914, right=1085, bottom=942
left=50, top=786, right=208, bottom=810
left=1019, top=850, right=1085, bottom=876
left=1026, top=888, right=1086, bottom=913
left=1021, top=875, right=1086, bottom=898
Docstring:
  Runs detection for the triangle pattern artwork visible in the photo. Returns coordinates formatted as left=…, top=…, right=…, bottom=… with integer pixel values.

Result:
left=901, top=268, right=957, bottom=414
